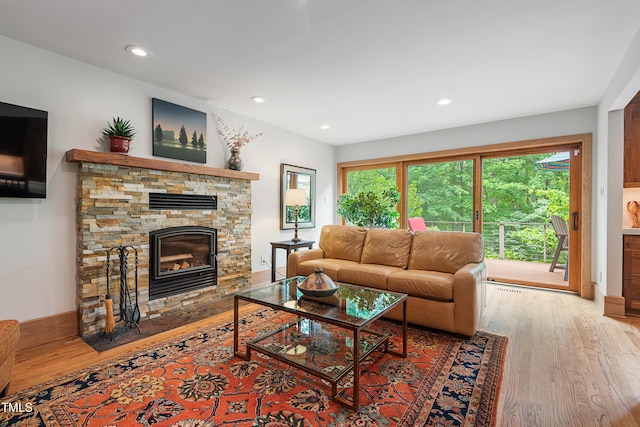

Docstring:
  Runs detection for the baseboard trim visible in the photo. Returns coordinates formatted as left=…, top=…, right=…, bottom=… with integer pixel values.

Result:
left=17, top=311, right=78, bottom=351
left=592, top=284, right=626, bottom=318
left=16, top=270, right=272, bottom=351
left=604, top=294, right=626, bottom=318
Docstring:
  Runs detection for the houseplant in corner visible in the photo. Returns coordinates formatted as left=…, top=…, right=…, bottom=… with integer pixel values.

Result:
left=102, top=116, right=137, bottom=154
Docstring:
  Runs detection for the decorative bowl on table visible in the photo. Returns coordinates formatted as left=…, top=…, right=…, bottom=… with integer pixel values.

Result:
left=297, top=267, right=339, bottom=297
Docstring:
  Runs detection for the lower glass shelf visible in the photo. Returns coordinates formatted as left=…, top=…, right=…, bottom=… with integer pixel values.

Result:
left=247, top=319, right=388, bottom=382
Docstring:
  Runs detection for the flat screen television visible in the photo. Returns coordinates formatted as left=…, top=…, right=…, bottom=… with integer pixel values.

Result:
left=0, top=101, right=48, bottom=198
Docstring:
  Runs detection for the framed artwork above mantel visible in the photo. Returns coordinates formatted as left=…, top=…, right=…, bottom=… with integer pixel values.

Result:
left=280, top=164, right=316, bottom=230
left=152, top=98, right=207, bottom=164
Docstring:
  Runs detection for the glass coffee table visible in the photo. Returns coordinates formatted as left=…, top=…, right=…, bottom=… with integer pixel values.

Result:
left=233, top=276, right=407, bottom=411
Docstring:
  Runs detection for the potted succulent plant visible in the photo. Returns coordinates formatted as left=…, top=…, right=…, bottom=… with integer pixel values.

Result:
left=102, top=117, right=136, bottom=153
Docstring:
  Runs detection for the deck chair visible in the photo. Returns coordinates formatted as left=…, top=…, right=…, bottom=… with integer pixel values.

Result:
left=549, top=215, right=569, bottom=281
left=408, top=217, right=428, bottom=232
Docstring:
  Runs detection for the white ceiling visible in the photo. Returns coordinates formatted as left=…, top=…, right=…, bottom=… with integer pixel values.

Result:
left=1, top=0, right=639, bottom=145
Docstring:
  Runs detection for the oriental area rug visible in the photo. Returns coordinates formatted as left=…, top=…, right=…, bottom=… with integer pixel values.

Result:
left=1, top=309, right=507, bottom=427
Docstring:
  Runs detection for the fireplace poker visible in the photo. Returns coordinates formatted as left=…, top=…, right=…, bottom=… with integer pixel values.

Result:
left=106, top=245, right=142, bottom=341
left=132, top=247, right=140, bottom=323
left=120, top=246, right=141, bottom=332
left=119, top=246, right=129, bottom=321
left=104, top=251, right=116, bottom=335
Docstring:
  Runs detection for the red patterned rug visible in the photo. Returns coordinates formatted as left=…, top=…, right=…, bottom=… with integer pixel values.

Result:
left=2, top=308, right=507, bottom=426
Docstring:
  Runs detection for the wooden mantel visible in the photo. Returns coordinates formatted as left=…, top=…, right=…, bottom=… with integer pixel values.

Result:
left=65, top=149, right=260, bottom=181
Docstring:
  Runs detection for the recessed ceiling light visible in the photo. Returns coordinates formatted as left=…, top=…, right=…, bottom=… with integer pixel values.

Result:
left=438, top=99, right=451, bottom=105
left=251, top=96, right=265, bottom=103
left=125, top=45, right=151, bottom=57
left=320, top=124, right=330, bottom=130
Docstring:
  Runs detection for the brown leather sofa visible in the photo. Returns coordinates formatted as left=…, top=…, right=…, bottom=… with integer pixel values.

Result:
left=287, top=225, right=487, bottom=336
left=0, top=320, right=20, bottom=397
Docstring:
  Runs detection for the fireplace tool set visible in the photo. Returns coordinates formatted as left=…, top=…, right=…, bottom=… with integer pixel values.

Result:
left=105, top=245, right=141, bottom=340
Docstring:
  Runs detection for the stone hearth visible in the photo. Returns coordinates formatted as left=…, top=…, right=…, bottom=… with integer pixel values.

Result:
left=66, top=149, right=259, bottom=336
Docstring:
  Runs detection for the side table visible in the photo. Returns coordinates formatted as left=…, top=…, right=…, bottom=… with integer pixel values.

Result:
left=270, top=239, right=315, bottom=282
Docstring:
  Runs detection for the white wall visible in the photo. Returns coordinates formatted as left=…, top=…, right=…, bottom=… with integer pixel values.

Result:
left=596, top=26, right=640, bottom=302
left=336, top=107, right=596, bottom=163
left=0, top=35, right=335, bottom=322
left=233, top=110, right=336, bottom=273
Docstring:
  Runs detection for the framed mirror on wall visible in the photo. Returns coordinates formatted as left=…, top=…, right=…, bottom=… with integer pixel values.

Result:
left=280, top=164, right=316, bottom=231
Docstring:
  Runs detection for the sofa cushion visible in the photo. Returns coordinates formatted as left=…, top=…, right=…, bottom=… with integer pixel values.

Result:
left=319, top=225, right=368, bottom=262
left=360, top=228, right=413, bottom=268
left=388, top=270, right=454, bottom=301
left=338, top=264, right=402, bottom=290
left=296, top=258, right=360, bottom=282
left=408, top=231, right=484, bottom=274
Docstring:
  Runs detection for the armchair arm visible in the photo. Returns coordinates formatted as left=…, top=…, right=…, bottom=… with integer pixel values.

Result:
left=0, top=320, right=20, bottom=396
left=287, top=248, right=324, bottom=278
left=452, top=262, right=487, bottom=336
left=0, top=320, right=20, bottom=365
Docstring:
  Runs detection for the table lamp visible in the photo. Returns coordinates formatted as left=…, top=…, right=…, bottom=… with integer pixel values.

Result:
left=285, top=188, right=307, bottom=242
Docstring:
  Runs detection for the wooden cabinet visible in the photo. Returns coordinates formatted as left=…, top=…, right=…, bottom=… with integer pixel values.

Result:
left=624, top=92, right=640, bottom=187
left=623, top=235, right=640, bottom=311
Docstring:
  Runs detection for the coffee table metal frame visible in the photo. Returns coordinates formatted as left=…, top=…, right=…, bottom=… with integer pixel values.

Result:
left=234, top=277, right=407, bottom=411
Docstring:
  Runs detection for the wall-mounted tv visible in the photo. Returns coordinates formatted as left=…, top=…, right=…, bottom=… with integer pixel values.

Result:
left=0, top=101, right=48, bottom=198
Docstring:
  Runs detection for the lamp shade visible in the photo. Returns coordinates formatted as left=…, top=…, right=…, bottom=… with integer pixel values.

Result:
left=285, top=188, right=307, bottom=206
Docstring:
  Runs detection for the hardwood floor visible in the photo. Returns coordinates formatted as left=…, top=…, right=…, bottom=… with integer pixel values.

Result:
left=481, top=283, right=640, bottom=427
left=8, top=276, right=640, bottom=426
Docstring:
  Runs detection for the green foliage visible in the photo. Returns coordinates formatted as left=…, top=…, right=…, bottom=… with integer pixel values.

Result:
left=482, top=155, right=569, bottom=224
left=408, top=160, right=473, bottom=223
left=341, top=152, right=570, bottom=262
left=287, top=205, right=310, bottom=222
left=346, top=168, right=396, bottom=193
left=152, top=143, right=206, bottom=163
left=342, top=168, right=401, bottom=228
left=179, top=125, right=188, bottom=145
left=337, top=188, right=400, bottom=228
left=406, top=182, right=422, bottom=218
left=102, top=117, right=136, bottom=139
left=479, top=155, right=569, bottom=261
left=154, top=124, right=163, bottom=142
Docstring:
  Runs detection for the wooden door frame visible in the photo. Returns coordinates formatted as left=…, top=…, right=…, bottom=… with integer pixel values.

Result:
left=477, top=144, right=583, bottom=293
left=337, top=133, right=592, bottom=298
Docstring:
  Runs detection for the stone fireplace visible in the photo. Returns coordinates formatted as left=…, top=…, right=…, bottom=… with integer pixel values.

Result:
left=66, top=149, right=259, bottom=336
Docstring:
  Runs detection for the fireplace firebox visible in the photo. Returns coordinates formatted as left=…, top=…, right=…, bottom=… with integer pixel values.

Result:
left=149, top=226, right=217, bottom=300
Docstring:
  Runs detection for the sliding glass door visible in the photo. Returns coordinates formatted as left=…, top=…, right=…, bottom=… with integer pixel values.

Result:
left=481, top=153, right=570, bottom=271
left=406, top=159, right=475, bottom=231
left=338, top=135, right=587, bottom=294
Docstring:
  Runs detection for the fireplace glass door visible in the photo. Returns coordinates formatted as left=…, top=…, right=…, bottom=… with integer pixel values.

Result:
left=150, top=226, right=217, bottom=299
left=158, top=234, right=212, bottom=275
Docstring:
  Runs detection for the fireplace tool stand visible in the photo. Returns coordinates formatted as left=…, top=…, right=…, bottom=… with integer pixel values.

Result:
left=105, top=245, right=141, bottom=341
